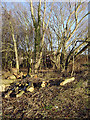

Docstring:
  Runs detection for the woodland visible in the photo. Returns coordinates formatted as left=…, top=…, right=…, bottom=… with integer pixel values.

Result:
left=0, top=1, right=89, bottom=119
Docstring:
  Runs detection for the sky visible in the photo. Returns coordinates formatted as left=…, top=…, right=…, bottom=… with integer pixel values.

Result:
left=1, top=0, right=90, bottom=3
left=1, top=0, right=89, bottom=52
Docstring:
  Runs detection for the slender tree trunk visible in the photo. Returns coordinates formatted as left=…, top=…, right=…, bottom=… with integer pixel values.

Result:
left=12, top=34, right=19, bottom=73
left=9, top=21, right=19, bottom=73
left=30, top=0, right=53, bottom=72
left=71, top=54, right=74, bottom=76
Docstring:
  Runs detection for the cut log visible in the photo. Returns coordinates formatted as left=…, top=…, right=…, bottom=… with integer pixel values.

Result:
left=60, top=77, right=75, bottom=86
left=0, top=84, right=5, bottom=92
left=7, top=75, right=16, bottom=80
left=26, top=87, right=34, bottom=92
left=41, top=81, right=47, bottom=87
left=16, top=90, right=25, bottom=98
left=16, top=75, right=21, bottom=79
left=5, top=90, right=12, bottom=98
left=19, top=72, right=23, bottom=78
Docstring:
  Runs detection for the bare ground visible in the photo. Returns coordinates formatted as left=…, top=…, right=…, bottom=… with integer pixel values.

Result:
left=2, top=70, right=89, bottom=119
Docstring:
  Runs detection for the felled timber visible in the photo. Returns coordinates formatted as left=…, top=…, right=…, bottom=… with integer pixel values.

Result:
left=60, top=77, right=75, bottom=86
left=7, top=75, right=17, bottom=80
left=16, top=90, right=25, bottom=98
left=41, top=81, right=47, bottom=87
left=26, top=86, right=34, bottom=92
left=4, top=90, right=12, bottom=98
left=0, top=84, right=6, bottom=92
left=2, top=75, right=73, bottom=98
left=2, top=79, right=35, bottom=98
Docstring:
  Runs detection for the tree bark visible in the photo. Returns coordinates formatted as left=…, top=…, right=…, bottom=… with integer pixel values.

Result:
left=30, top=0, right=53, bottom=72
left=10, top=21, right=19, bottom=73
left=12, top=34, right=19, bottom=73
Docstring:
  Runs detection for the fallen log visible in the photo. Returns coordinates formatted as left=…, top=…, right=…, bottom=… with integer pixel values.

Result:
left=16, top=90, right=25, bottom=98
left=26, top=86, right=34, bottom=92
left=60, top=77, right=75, bottom=86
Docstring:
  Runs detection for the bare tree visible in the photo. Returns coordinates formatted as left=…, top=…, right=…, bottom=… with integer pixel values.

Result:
left=49, top=2, right=89, bottom=72
left=30, top=0, right=53, bottom=72
left=2, top=6, right=19, bottom=72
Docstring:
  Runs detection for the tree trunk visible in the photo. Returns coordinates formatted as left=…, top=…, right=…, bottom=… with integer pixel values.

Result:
left=12, top=34, right=19, bottom=73
left=30, top=0, right=53, bottom=72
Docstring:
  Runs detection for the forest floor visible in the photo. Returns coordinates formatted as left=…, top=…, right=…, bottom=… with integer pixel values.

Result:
left=2, top=69, right=89, bottom=120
